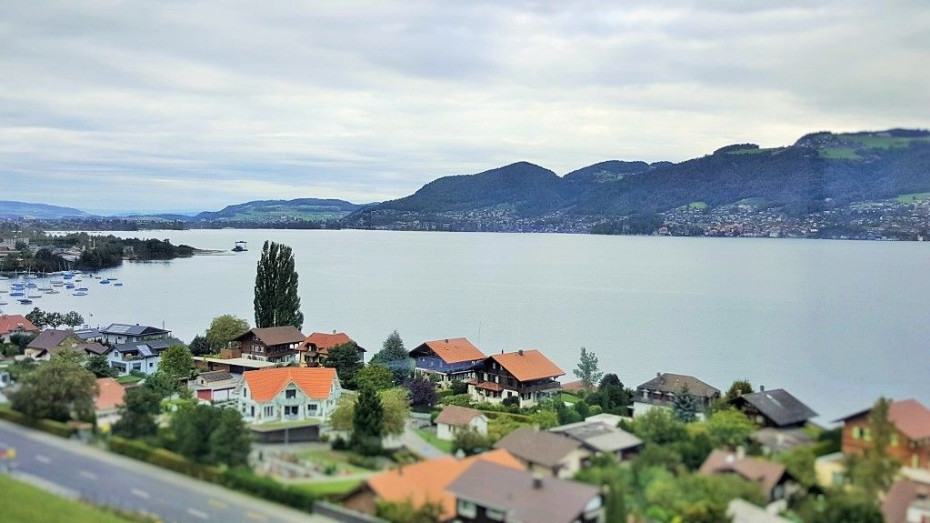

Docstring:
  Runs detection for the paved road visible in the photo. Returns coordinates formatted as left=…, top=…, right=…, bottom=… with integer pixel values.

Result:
left=400, top=422, right=447, bottom=459
left=0, top=420, right=333, bottom=523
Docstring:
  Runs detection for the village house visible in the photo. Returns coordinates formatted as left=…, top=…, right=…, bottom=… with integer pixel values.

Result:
left=99, top=323, right=172, bottom=345
left=299, top=331, right=365, bottom=367
left=549, top=418, right=643, bottom=461
left=24, top=329, right=85, bottom=360
left=883, top=471, right=930, bottom=523
left=409, top=338, right=486, bottom=387
left=94, top=377, right=125, bottom=430
left=835, top=398, right=930, bottom=470
left=730, top=387, right=818, bottom=429
left=233, top=326, right=305, bottom=365
left=467, top=349, right=564, bottom=408
left=633, top=372, right=721, bottom=419
left=447, top=461, right=605, bottom=523
left=341, top=449, right=525, bottom=520
left=0, top=314, right=39, bottom=343
left=238, top=367, right=341, bottom=424
left=699, top=449, right=800, bottom=508
left=435, top=405, right=488, bottom=441
left=107, top=337, right=184, bottom=376
left=190, top=370, right=241, bottom=403
left=493, top=426, right=591, bottom=479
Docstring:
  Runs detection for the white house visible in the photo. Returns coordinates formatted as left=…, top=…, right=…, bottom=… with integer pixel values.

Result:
left=106, top=338, right=183, bottom=376
left=99, top=323, right=172, bottom=345
left=238, top=367, right=341, bottom=425
left=435, top=405, right=489, bottom=441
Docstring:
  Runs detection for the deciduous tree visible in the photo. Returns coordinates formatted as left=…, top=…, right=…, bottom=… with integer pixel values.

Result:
left=705, top=407, right=755, bottom=449
left=86, top=353, right=116, bottom=378
left=404, top=375, right=439, bottom=408
left=208, top=408, right=251, bottom=467
left=112, top=386, right=162, bottom=438
left=253, top=241, right=303, bottom=329
left=159, top=344, right=194, bottom=381
left=205, top=314, right=250, bottom=350
left=9, top=352, right=97, bottom=422
left=846, top=397, right=899, bottom=498
left=356, top=363, right=395, bottom=392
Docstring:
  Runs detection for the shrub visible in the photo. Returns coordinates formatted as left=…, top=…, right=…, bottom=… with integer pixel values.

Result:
left=347, top=454, right=381, bottom=470
left=0, top=406, right=75, bottom=438
left=330, top=437, right=349, bottom=451
left=221, top=468, right=317, bottom=512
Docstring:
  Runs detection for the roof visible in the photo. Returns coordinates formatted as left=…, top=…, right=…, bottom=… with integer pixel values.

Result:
left=100, top=323, right=170, bottom=337
left=27, top=329, right=76, bottom=351
left=94, top=378, right=125, bottom=412
left=835, top=399, right=930, bottom=441
left=562, top=379, right=595, bottom=393
left=447, top=461, right=602, bottom=523
left=364, top=449, right=524, bottom=520
left=699, top=450, right=788, bottom=496
left=79, top=342, right=109, bottom=355
left=435, top=405, right=486, bottom=427
left=883, top=479, right=930, bottom=523
left=199, top=370, right=233, bottom=383
left=637, top=372, right=720, bottom=398
left=728, top=499, right=793, bottom=523
left=302, top=332, right=361, bottom=354
left=0, top=314, right=38, bottom=335
left=194, top=356, right=277, bottom=369
left=243, top=367, right=338, bottom=402
left=234, top=326, right=306, bottom=347
left=114, top=337, right=183, bottom=355
left=489, top=349, right=564, bottom=382
left=493, top=426, right=582, bottom=468
left=73, top=328, right=101, bottom=340
left=413, top=338, right=485, bottom=364
left=550, top=420, right=643, bottom=453
left=733, top=389, right=818, bottom=427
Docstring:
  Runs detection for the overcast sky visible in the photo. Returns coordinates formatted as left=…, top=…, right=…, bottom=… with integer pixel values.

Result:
left=2, top=1, right=928, bottom=213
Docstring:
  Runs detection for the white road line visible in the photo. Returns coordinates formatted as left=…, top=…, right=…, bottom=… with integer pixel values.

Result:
left=187, top=507, right=210, bottom=520
left=131, top=488, right=150, bottom=499
left=79, top=471, right=97, bottom=480
left=247, top=512, right=269, bottom=521
left=35, top=454, right=51, bottom=464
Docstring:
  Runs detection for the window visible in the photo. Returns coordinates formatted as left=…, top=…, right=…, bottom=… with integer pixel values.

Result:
left=852, top=427, right=862, bottom=439
left=457, top=500, right=477, bottom=518
left=264, top=405, right=274, bottom=417
left=285, top=389, right=296, bottom=399
left=486, top=508, right=505, bottom=521
left=863, top=428, right=872, bottom=442
left=284, top=406, right=299, bottom=416
left=149, top=362, right=154, bottom=368
left=250, top=406, right=255, bottom=417
left=308, top=404, right=318, bottom=412
left=132, top=363, right=141, bottom=371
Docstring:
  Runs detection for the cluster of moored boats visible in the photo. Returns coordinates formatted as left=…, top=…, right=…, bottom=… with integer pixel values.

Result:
left=0, top=270, right=125, bottom=306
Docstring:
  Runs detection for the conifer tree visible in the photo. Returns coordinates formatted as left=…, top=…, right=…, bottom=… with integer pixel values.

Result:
left=351, top=386, right=384, bottom=455
left=254, top=241, right=304, bottom=329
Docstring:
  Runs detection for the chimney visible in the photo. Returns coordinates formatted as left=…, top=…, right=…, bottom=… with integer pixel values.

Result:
left=518, top=349, right=524, bottom=356
left=332, top=330, right=336, bottom=334
left=532, top=474, right=543, bottom=490
left=445, top=339, right=449, bottom=343
left=760, top=385, right=765, bottom=392
left=656, top=372, right=661, bottom=378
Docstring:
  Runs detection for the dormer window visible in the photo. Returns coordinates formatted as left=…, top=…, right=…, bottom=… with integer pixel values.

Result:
left=285, top=388, right=297, bottom=399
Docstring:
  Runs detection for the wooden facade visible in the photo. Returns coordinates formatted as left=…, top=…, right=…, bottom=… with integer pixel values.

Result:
left=841, top=413, right=930, bottom=470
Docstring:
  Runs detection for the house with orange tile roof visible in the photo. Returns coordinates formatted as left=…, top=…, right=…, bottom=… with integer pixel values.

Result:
left=238, top=367, right=341, bottom=425
left=835, top=399, right=930, bottom=470
left=341, top=449, right=525, bottom=520
left=299, top=331, right=365, bottom=367
left=0, top=314, right=39, bottom=343
left=94, top=378, right=125, bottom=430
left=467, top=349, right=564, bottom=408
left=409, top=338, right=486, bottom=387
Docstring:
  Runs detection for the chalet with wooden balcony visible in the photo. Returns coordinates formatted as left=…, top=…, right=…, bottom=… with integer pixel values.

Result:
left=836, top=399, right=930, bottom=470
left=299, top=331, right=366, bottom=367
left=467, top=349, right=564, bottom=408
left=233, top=326, right=305, bottom=365
left=410, top=337, right=486, bottom=387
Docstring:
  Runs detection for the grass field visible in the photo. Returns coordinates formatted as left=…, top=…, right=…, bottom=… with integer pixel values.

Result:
left=819, top=148, right=860, bottom=160
left=416, top=428, right=454, bottom=453
left=896, top=192, right=930, bottom=203
left=295, top=449, right=371, bottom=474
left=0, top=474, right=136, bottom=523
left=291, top=478, right=362, bottom=498
left=845, top=135, right=930, bottom=149
left=560, top=392, right=580, bottom=404
left=688, top=201, right=708, bottom=210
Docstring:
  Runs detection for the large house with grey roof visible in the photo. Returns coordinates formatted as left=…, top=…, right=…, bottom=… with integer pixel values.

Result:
left=633, top=372, right=721, bottom=420
left=106, top=337, right=184, bottom=376
left=731, top=388, right=817, bottom=429
left=99, top=323, right=172, bottom=345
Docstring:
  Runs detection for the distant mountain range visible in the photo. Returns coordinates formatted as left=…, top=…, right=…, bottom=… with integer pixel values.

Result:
left=0, top=200, right=89, bottom=219
left=191, top=198, right=364, bottom=222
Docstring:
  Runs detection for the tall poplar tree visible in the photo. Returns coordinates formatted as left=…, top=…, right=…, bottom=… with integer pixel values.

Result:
left=253, top=241, right=304, bottom=329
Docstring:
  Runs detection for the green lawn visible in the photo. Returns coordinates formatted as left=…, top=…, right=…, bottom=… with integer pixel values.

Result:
left=896, top=192, right=930, bottom=203
left=560, top=392, right=580, bottom=404
left=0, top=474, right=137, bottom=523
left=845, top=135, right=930, bottom=149
left=250, top=419, right=320, bottom=431
left=688, top=201, right=708, bottom=210
left=295, top=449, right=371, bottom=473
left=291, top=478, right=362, bottom=498
left=114, top=375, right=143, bottom=385
left=416, top=428, right=454, bottom=453
left=819, top=148, right=861, bottom=160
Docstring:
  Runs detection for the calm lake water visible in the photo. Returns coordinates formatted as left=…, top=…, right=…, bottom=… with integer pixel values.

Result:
left=4, top=229, right=929, bottom=422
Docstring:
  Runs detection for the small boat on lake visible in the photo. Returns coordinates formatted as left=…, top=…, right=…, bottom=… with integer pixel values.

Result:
left=72, top=292, right=87, bottom=297
left=75, top=287, right=88, bottom=292
left=19, top=299, right=33, bottom=304
left=232, top=241, right=248, bottom=252
left=100, top=279, right=110, bottom=284
left=9, top=291, right=24, bottom=297
left=114, top=282, right=124, bottom=287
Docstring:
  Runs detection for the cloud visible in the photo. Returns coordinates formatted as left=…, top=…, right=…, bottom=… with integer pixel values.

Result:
left=1, top=0, right=927, bottom=212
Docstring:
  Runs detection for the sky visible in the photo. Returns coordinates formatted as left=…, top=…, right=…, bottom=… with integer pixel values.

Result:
left=2, top=1, right=928, bottom=214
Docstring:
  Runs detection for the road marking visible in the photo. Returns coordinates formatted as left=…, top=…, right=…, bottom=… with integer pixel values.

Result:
left=35, top=454, right=51, bottom=464
left=208, top=499, right=227, bottom=509
left=79, top=471, right=97, bottom=480
left=131, top=488, right=150, bottom=499
left=247, top=512, right=269, bottom=521
left=187, top=507, right=210, bottom=519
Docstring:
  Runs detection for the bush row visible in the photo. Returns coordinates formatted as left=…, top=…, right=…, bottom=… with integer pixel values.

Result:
left=0, top=406, right=75, bottom=438
left=108, top=436, right=317, bottom=513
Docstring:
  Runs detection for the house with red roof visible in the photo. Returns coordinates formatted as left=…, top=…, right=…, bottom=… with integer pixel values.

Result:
left=238, top=367, right=341, bottom=425
left=467, top=349, right=564, bottom=408
left=409, top=338, right=486, bottom=387
left=299, top=331, right=365, bottom=367
left=95, top=378, right=125, bottom=430
left=836, top=399, right=930, bottom=470
left=0, top=314, right=39, bottom=343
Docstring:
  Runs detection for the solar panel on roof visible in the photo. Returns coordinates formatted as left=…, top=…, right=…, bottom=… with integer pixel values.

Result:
left=138, top=346, right=153, bottom=357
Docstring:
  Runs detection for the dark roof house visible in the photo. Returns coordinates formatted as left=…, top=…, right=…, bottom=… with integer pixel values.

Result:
left=699, top=449, right=797, bottom=502
left=634, top=372, right=721, bottom=417
left=493, top=426, right=589, bottom=478
left=447, top=461, right=605, bottom=523
left=550, top=419, right=643, bottom=459
left=731, top=388, right=818, bottom=428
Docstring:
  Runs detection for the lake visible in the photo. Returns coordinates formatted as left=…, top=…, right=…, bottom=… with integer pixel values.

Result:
left=4, top=229, right=929, bottom=422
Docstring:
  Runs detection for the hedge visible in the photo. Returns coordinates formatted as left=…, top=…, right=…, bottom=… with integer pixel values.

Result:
left=108, top=437, right=316, bottom=513
left=0, top=406, right=76, bottom=439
